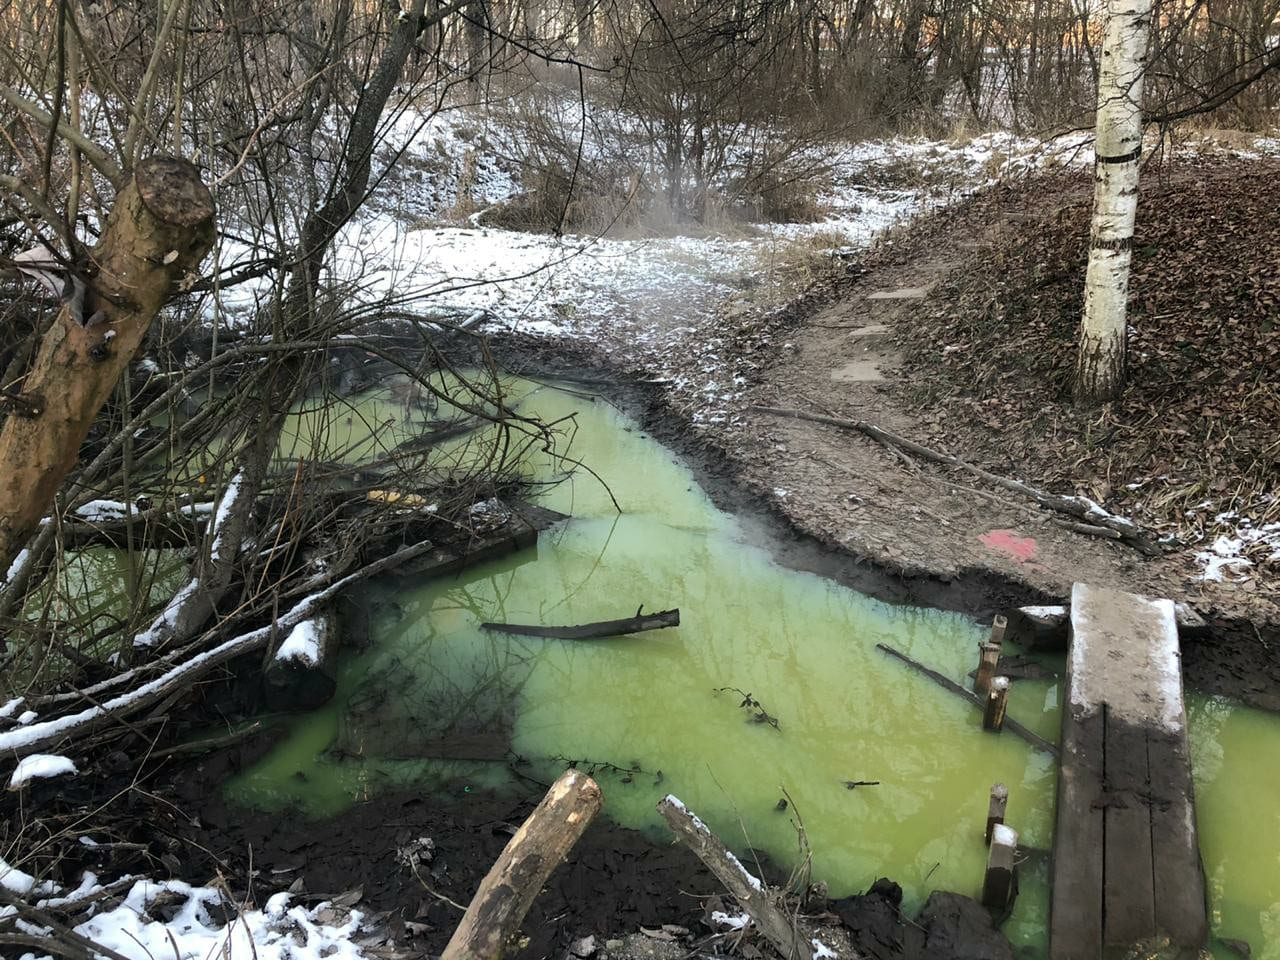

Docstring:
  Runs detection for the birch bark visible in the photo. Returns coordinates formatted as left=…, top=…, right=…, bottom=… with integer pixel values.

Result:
left=1075, top=0, right=1153, bottom=403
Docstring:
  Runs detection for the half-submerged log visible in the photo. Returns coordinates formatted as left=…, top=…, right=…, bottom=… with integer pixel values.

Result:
left=875, top=643, right=1057, bottom=756
left=482, top=607, right=679, bottom=640
left=442, top=769, right=602, bottom=960
left=657, top=794, right=809, bottom=960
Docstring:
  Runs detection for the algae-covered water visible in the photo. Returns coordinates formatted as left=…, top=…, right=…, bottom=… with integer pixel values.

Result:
left=222, top=374, right=1279, bottom=958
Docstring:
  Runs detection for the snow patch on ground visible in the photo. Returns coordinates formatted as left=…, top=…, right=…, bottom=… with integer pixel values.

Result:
left=1193, top=511, right=1280, bottom=582
left=17, top=878, right=368, bottom=960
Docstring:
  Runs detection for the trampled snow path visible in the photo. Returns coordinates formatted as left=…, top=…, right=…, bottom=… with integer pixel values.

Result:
left=205, top=108, right=1096, bottom=427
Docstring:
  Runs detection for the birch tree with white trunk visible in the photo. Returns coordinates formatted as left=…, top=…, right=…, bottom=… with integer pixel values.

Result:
left=1074, top=0, right=1154, bottom=404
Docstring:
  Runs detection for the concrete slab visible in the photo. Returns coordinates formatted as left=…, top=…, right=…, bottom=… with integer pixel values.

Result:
left=829, top=357, right=888, bottom=383
left=866, top=287, right=928, bottom=300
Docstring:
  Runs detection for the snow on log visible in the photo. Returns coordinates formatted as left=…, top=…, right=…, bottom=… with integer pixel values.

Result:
left=263, top=610, right=338, bottom=710
left=7, top=754, right=76, bottom=789
left=657, top=794, right=809, bottom=960
left=442, top=769, right=602, bottom=960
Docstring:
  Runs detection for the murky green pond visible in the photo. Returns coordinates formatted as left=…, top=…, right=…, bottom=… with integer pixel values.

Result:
left=220, top=375, right=1277, bottom=958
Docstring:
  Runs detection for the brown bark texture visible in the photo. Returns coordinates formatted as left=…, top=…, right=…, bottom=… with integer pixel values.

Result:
left=442, top=769, right=602, bottom=960
left=0, top=156, right=215, bottom=572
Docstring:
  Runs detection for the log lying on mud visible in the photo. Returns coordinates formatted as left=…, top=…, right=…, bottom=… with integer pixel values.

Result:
left=657, top=795, right=810, bottom=960
left=442, top=769, right=602, bottom=960
left=263, top=609, right=338, bottom=710
left=875, top=643, right=1058, bottom=756
left=747, top=405, right=1166, bottom=557
left=482, top=608, right=680, bottom=640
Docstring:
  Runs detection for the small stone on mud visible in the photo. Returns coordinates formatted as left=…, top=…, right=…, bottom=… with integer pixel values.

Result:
left=570, top=935, right=597, bottom=957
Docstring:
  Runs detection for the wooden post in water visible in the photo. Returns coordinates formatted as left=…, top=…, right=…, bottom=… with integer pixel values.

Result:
left=975, top=642, right=1001, bottom=696
left=986, top=783, right=1009, bottom=844
left=983, top=823, right=1018, bottom=910
left=983, top=677, right=1010, bottom=732
left=990, top=614, right=1008, bottom=647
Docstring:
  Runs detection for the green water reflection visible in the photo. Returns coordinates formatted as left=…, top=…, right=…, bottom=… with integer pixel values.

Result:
left=225, top=376, right=1279, bottom=957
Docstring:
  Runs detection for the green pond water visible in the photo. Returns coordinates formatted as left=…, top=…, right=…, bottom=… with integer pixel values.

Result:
left=201, top=375, right=1276, bottom=958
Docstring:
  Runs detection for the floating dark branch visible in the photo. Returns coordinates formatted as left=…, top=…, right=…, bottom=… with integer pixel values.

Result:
left=844, top=779, right=880, bottom=789
left=481, top=607, right=679, bottom=640
left=714, top=686, right=781, bottom=730
left=875, top=643, right=1058, bottom=757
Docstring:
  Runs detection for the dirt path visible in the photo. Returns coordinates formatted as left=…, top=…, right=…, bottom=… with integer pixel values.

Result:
left=681, top=198, right=1280, bottom=709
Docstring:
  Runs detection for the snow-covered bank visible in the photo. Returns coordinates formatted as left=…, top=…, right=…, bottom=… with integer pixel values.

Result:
left=12, top=875, right=369, bottom=960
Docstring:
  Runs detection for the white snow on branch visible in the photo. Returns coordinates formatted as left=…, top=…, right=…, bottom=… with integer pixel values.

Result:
left=72, top=499, right=130, bottom=522
left=8, top=754, right=76, bottom=789
left=0, top=538, right=433, bottom=758
left=711, top=911, right=751, bottom=930
left=210, top=468, right=247, bottom=561
left=133, top=577, right=200, bottom=648
left=2, top=548, right=30, bottom=588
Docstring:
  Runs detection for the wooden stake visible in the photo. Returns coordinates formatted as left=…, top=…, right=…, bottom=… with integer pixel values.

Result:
left=983, top=676, right=1010, bottom=732
left=442, top=769, right=602, bottom=960
left=974, top=642, right=1001, bottom=696
left=657, top=795, right=808, bottom=960
left=989, top=614, right=1008, bottom=647
left=983, top=823, right=1018, bottom=909
left=986, top=783, right=1009, bottom=844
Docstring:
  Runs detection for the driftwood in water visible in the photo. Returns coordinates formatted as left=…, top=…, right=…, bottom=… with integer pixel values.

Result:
left=442, top=769, right=602, bottom=960
left=875, top=643, right=1058, bottom=756
left=748, top=405, right=1164, bottom=556
left=482, top=608, right=679, bottom=640
left=657, top=795, right=809, bottom=960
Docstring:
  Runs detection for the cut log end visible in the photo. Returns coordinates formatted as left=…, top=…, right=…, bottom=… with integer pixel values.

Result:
left=134, top=156, right=216, bottom=228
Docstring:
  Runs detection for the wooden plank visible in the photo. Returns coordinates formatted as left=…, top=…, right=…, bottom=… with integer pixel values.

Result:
left=1149, top=725, right=1210, bottom=945
left=1101, top=713, right=1156, bottom=946
left=1050, top=703, right=1104, bottom=959
left=1051, top=584, right=1208, bottom=959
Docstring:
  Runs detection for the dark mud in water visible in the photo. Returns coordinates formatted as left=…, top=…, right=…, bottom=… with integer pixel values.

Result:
left=171, top=732, right=726, bottom=958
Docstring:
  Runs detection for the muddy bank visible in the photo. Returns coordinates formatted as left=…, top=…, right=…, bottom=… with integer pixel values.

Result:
left=482, top=335, right=1280, bottom=715
left=169, top=735, right=721, bottom=958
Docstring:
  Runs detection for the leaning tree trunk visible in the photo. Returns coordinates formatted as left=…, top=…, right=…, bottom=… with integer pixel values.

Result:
left=0, top=157, right=215, bottom=573
left=1074, top=0, right=1152, bottom=404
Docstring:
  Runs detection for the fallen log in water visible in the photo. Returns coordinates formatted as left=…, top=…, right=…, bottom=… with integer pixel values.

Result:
left=875, top=643, right=1058, bottom=756
left=442, top=769, right=602, bottom=960
left=481, top=607, right=679, bottom=640
left=748, top=405, right=1166, bottom=556
left=657, top=794, right=809, bottom=960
